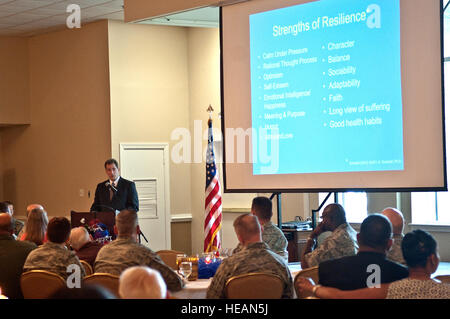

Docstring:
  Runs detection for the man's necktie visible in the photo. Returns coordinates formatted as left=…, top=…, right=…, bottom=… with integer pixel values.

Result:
left=109, top=182, right=114, bottom=201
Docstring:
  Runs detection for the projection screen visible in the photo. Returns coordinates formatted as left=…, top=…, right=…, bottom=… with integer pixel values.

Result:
left=221, top=0, right=446, bottom=192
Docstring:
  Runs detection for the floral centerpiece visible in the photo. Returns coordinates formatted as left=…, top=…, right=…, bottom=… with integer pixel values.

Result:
left=80, top=218, right=112, bottom=245
left=198, top=254, right=222, bottom=279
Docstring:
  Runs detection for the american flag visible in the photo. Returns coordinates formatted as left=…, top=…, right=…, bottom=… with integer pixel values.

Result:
left=204, top=118, right=222, bottom=253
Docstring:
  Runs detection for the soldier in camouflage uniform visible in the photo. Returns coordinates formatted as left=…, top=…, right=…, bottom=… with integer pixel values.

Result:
left=207, top=214, right=293, bottom=299
left=94, top=210, right=183, bottom=292
left=301, top=203, right=358, bottom=268
left=388, top=234, right=405, bottom=265
left=232, top=197, right=288, bottom=261
left=261, top=220, right=288, bottom=260
left=382, top=207, right=406, bottom=265
left=24, top=217, right=85, bottom=279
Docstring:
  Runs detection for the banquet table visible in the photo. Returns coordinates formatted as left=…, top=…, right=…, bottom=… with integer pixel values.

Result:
left=172, top=279, right=211, bottom=299
left=172, top=263, right=302, bottom=299
left=171, top=262, right=450, bottom=299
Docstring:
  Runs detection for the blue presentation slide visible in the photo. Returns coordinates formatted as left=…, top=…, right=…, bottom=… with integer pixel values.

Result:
left=249, top=0, right=404, bottom=175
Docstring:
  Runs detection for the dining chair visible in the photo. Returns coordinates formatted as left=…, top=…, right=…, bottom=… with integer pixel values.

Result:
left=21, top=270, right=66, bottom=299
left=225, top=272, right=284, bottom=299
left=156, top=249, right=185, bottom=270
left=83, top=273, right=120, bottom=297
left=294, top=266, right=319, bottom=298
left=80, top=260, right=93, bottom=276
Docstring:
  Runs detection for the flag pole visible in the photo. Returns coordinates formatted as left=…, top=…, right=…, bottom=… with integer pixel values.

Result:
left=204, top=104, right=222, bottom=254
left=207, top=104, right=214, bottom=124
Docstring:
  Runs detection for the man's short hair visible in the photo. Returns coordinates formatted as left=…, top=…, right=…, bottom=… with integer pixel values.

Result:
left=359, top=214, right=392, bottom=249
left=251, top=197, right=273, bottom=221
left=402, top=230, right=437, bottom=268
left=0, top=213, right=14, bottom=233
left=70, top=227, right=90, bottom=250
left=0, top=202, right=10, bottom=214
left=233, top=214, right=261, bottom=241
left=119, top=266, right=167, bottom=299
left=116, top=209, right=138, bottom=236
left=47, top=217, right=71, bottom=243
left=104, top=158, right=119, bottom=169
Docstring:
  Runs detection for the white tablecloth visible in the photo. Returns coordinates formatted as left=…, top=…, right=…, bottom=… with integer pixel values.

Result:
left=171, top=263, right=301, bottom=299
left=172, top=279, right=211, bottom=299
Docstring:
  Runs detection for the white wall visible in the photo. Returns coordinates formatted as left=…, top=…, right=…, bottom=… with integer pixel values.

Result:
left=108, top=20, right=192, bottom=217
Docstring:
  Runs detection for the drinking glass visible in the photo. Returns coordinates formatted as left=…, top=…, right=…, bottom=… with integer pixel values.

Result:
left=219, top=247, right=232, bottom=258
left=179, top=261, right=192, bottom=280
left=176, top=254, right=187, bottom=269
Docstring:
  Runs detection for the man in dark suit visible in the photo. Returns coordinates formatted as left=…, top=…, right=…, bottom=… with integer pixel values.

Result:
left=0, top=213, right=36, bottom=298
left=90, top=158, right=139, bottom=213
left=318, top=214, right=408, bottom=290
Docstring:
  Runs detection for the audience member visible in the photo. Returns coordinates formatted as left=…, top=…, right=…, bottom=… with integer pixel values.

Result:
left=0, top=213, right=36, bottom=299
left=207, top=214, right=293, bottom=299
left=24, top=217, right=85, bottom=279
left=94, top=210, right=183, bottom=292
left=0, top=202, right=11, bottom=214
left=301, top=203, right=358, bottom=268
left=20, top=208, right=48, bottom=246
left=317, top=214, right=408, bottom=290
left=297, top=230, right=450, bottom=299
left=69, top=227, right=103, bottom=267
left=16, top=204, right=45, bottom=239
left=382, top=207, right=406, bottom=265
left=26, top=204, right=44, bottom=217
left=4, top=201, right=14, bottom=215
left=119, top=266, right=168, bottom=299
left=49, top=283, right=116, bottom=299
left=233, top=197, right=288, bottom=261
left=2, top=201, right=24, bottom=237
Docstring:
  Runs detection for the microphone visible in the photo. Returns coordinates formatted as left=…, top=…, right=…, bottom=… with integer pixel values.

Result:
left=91, top=204, right=119, bottom=215
left=139, top=229, right=148, bottom=243
left=105, top=181, right=118, bottom=192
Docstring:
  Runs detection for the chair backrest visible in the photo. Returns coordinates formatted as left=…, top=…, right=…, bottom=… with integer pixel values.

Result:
left=156, top=250, right=184, bottom=270
left=434, top=275, right=450, bottom=284
left=225, top=273, right=284, bottom=299
left=83, top=273, right=120, bottom=297
left=21, top=270, right=66, bottom=299
left=80, top=260, right=93, bottom=276
left=294, top=266, right=319, bottom=299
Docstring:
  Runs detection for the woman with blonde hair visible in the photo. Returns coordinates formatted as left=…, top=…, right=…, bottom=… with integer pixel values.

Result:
left=20, top=208, right=48, bottom=246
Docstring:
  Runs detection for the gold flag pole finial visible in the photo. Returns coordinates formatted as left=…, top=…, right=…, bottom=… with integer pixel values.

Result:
left=207, top=104, right=214, bottom=124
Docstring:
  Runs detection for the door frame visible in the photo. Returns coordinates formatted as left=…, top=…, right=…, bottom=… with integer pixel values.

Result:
left=119, top=143, right=171, bottom=249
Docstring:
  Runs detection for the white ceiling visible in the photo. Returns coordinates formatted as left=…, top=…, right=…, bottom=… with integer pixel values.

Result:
left=0, top=0, right=220, bottom=37
left=138, top=7, right=219, bottom=28
left=0, top=0, right=124, bottom=37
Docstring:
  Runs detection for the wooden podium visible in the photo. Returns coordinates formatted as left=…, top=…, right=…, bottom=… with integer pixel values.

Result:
left=70, top=211, right=116, bottom=240
left=283, top=229, right=312, bottom=262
